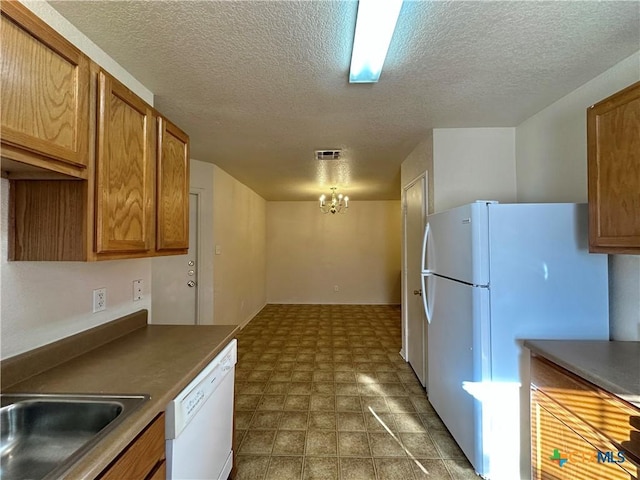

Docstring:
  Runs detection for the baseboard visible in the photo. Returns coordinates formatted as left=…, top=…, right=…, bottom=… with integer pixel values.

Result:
left=265, top=302, right=402, bottom=306
left=239, top=302, right=267, bottom=330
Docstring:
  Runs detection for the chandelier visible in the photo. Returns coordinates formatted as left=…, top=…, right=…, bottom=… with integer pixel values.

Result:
left=319, top=187, right=349, bottom=214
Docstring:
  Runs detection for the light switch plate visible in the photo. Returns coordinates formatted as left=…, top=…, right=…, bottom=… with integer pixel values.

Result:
left=133, top=279, right=143, bottom=301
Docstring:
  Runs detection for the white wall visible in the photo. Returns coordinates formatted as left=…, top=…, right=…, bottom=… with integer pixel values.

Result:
left=433, top=128, right=517, bottom=212
left=267, top=201, right=402, bottom=304
left=401, top=134, right=434, bottom=213
left=516, top=51, right=640, bottom=341
left=0, top=1, right=155, bottom=360
left=212, top=166, right=267, bottom=326
left=1, top=180, right=152, bottom=359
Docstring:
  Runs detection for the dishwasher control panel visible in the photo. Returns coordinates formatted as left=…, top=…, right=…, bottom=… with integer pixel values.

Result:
left=165, top=339, right=237, bottom=439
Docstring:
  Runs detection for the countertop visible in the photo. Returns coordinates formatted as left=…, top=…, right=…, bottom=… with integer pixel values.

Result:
left=524, top=340, right=640, bottom=409
left=4, top=322, right=240, bottom=479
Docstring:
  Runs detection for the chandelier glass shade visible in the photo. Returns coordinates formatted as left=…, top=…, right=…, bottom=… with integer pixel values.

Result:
left=319, top=187, right=349, bottom=214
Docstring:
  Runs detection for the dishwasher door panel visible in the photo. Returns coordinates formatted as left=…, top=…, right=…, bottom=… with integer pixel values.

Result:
left=166, top=367, right=235, bottom=480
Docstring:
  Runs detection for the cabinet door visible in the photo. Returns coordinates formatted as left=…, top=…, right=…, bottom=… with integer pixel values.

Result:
left=99, top=413, right=165, bottom=480
left=96, top=71, right=154, bottom=254
left=532, top=390, right=635, bottom=480
left=587, top=81, right=640, bottom=254
left=156, top=117, right=189, bottom=252
left=0, top=2, right=90, bottom=176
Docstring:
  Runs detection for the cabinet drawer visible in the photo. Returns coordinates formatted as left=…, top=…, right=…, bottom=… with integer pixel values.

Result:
left=146, top=459, right=166, bottom=480
left=533, top=388, right=638, bottom=479
left=99, top=413, right=165, bottom=480
left=532, top=357, right=640, bottom=466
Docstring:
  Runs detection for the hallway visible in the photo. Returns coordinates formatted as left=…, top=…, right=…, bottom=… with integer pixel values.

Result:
left=233, top=304, right=477, bottom=480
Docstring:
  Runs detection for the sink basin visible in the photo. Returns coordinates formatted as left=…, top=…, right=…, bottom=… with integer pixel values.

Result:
left=0, top=393, right=149, bottom=480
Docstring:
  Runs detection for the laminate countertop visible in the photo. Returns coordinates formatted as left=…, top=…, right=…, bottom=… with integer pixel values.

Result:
left=524, top=340, right=640, bottom=409
left=3, top=319, right=240, bottom=479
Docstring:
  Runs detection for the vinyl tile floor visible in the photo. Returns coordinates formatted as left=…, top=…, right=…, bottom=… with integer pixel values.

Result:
left=233, top=304, right=479, bottom=480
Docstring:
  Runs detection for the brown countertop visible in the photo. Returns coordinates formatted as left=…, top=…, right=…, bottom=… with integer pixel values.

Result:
left=4, top=321, right=240, bottom=479
left=524, top=340, right=640, bottom=409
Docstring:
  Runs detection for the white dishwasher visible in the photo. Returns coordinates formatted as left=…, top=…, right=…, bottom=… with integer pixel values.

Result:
left=165, top=339, right=237, bottom=480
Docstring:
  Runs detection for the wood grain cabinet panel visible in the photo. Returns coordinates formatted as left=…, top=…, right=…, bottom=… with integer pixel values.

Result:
left=96, top=70, right=154, bottom=254
left=531, top=357, right=640, bottom=480
left=99, top=413, right=165, bottom=480
left=156, top=117, right=189, bottom=252
left=0, top=1, right=90, bottom=178
left=3, top=9, right=190, bottom=261
left=532, top=391, right=634, bottom=480
left=588, top=81, right=640, bottom=254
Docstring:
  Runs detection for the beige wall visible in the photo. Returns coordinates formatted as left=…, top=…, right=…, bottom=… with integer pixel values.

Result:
left=1, top=2, right=155, bottom=360
left=266, top=201, right=402, bottom=304
left=515, top=51, right=640, bottom=341
left=433, top=128, right=517, bottom=212
left=213, top=166, right=267, bottom=326
left=401, top=134, right=434, bottom=213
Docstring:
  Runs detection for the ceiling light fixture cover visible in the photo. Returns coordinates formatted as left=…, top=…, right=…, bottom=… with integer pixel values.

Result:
left=349, top=0, right=404, bottom=83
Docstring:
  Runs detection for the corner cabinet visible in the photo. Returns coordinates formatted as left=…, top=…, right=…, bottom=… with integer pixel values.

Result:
left=587, top=81, right=640, bottom=254
left=531, top=357, right=640, bottom=480
left=0, top=1, right=90, bottom=178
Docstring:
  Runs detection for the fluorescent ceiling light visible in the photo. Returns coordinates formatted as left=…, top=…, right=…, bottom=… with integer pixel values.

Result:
left=349, top=0, right=404, bottom=83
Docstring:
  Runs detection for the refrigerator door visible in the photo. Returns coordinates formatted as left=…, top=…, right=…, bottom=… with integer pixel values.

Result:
left=423, top=202, right=491, bottom=286
left=487, top=203, right=609, bottom=382
left=426, top=274, right=490, bottom=474
left=485, top=202, right=609, bottom=480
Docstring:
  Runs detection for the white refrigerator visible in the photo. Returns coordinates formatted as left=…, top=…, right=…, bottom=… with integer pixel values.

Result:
left=420, top=201, right=609, bottom=480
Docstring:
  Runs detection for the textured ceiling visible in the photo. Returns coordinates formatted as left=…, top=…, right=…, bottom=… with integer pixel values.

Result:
left=49, top=0, right=640, bottom=201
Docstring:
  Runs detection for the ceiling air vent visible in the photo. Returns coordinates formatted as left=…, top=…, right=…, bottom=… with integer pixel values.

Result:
left=315, top=149, right=342, bottom=160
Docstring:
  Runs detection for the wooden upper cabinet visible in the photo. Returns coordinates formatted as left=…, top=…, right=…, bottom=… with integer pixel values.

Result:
left=156, top=117, right=189, bottom=252
left=96, top=70, right=154, bottom=254
left=0, top=2, right=90, bottom=177
left=587, top=81, right=640, bottom=254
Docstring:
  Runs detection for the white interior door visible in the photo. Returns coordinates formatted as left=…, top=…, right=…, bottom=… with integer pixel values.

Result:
left=403, top=176, right=427, bottom=387
left=151, top=193, right=199, bottom=325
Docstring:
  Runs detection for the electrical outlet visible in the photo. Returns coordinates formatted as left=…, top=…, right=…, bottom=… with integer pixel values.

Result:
left=133, top=279, right=143, bottom=301
left=334, top=285, right=339, bottom=292
left=93, top=288, right=106, bottom=313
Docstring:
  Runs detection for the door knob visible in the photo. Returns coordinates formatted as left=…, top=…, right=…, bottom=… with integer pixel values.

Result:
left=187, top=281, right=196, bottom=287
left=413, top=289, right=422, bottom=296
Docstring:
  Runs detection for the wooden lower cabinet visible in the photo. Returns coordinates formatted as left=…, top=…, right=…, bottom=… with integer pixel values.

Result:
left=147, top=460, right=167, bottom=480
left=531, top=357, right=639, bottom=480
left=99, top=413, right=165, bottom=480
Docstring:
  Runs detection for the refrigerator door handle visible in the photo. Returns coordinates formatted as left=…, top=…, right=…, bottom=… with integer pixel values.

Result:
left=421, top=272, right=432, bottom=324
left=421, top=222, right=430, bottom=273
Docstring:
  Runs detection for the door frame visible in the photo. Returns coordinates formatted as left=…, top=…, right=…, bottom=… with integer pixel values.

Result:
left=190, top=189, right=203, bottom=324
left=401, top=172, right=428, bottom=361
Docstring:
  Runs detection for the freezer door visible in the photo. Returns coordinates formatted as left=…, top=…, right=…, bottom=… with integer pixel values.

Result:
left=424, top=202, right=490, bottom=286
left=426, top=274, right=490, bottom=475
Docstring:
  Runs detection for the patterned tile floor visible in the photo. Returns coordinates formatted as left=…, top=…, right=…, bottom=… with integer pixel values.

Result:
left=233, top=304, right=478, bottom=480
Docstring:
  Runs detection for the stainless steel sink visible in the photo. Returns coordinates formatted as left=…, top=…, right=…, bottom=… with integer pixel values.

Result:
left=0, top=393, right=149, bottom=480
